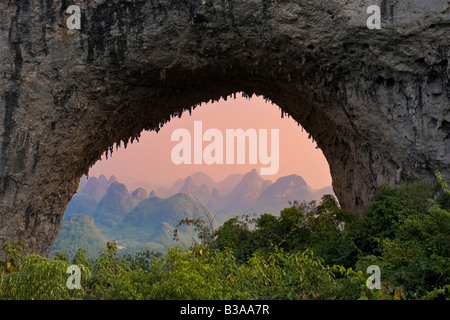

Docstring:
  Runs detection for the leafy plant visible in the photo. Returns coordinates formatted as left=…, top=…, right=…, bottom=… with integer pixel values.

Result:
left=0, top=182, right=448, bottom=300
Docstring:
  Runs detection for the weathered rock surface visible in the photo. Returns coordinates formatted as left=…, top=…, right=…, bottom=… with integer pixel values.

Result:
left=0, top=0, right=449, bottom=257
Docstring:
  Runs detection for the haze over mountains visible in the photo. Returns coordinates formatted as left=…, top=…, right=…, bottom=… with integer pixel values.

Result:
left=53, top=170, right=333, bottom=258
left=73, top=170, right=333, bottom=217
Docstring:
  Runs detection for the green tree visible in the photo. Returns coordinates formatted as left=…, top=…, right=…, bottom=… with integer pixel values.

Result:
left=348, top=183, right=439, bottom=255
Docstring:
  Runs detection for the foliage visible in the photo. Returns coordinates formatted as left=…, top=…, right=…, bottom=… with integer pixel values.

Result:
left=343, top=181, right=449, bottom=299
left=0, top=253, right=86, bottom=300
left=348, top=183, right=440, bottom=256
left=353, top=204, right=450, bottom=299
left=0, top=242, right=23, bottom=274
left=173, top=197, right=222, bottom=248
left=0, top=242, right=369, bottom=300
left=0, top=180, right=449, bottom=300
left=212, top=195, right=357, bottom=267
left=435, top=170, right=450, bottom=210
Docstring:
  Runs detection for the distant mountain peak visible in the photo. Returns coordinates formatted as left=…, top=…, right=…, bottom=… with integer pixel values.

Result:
left=131, top=187, right=148, bottom=203
left=78, top=174, right=118, bottom=202
left=276, top=174, right=307, bottom=186
left=191, top=171, right=214, bottom=180
left=179, top=176, right=211, bottom=204
left=181, top=177, right=196, bottom=191
left=256, top=174, right=314, bottom=206
left=108, top=181, right=128, bottom=192
left=211, top=187, right=220, bottom=197
left=241, top=169, right=262, bottom=182
left=96, top=182, right=135, bottom=220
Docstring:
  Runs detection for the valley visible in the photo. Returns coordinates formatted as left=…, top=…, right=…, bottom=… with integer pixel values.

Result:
left=52, top=170, right=333, bottom=258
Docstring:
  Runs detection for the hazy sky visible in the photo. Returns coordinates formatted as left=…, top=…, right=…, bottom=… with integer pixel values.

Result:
left=89, top=94, right=332, bottom=190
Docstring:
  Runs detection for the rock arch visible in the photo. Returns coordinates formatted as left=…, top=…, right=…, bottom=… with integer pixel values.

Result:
left=0, top=0, right=448, bottom=257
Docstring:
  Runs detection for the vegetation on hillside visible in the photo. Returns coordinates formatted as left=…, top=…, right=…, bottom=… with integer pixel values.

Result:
left=1, top=178, right=449, bottom=300
left=50, top=215, right=108, bottom=259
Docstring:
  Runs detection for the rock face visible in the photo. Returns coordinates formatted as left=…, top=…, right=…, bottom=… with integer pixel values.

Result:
left=0, top=0, right=448, bottom=257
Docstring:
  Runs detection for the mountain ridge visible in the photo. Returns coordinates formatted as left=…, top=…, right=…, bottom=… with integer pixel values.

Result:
left=55, top=171, right=335, bottom=256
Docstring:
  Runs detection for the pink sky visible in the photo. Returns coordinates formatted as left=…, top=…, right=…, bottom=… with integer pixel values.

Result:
left=88, top=94, right=332, bottom=190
